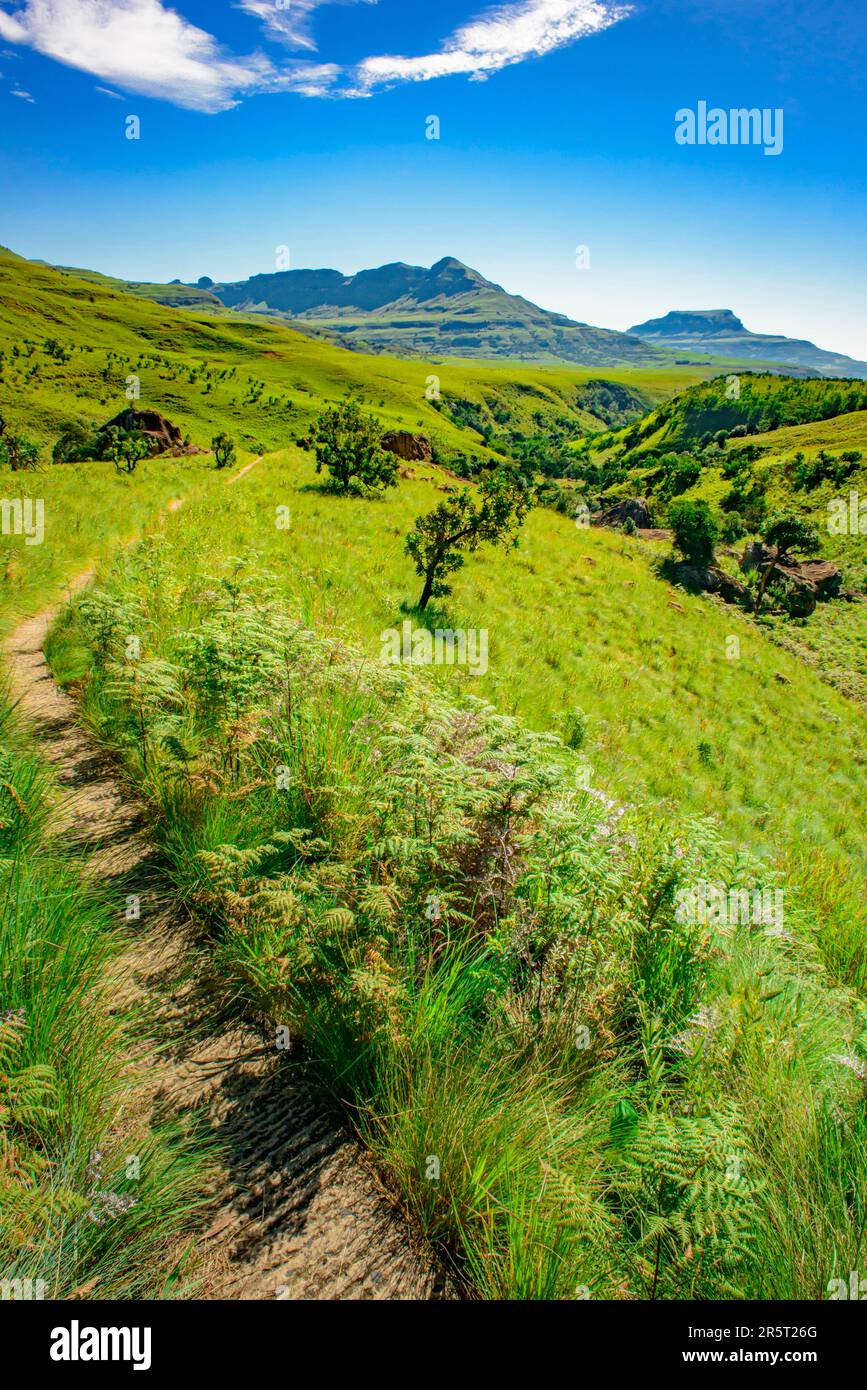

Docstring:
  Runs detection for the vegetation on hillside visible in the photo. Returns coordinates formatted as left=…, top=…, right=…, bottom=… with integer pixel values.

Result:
left=2, top=247, right=866, bottom=1302
left=45, top=535, right=867, bottom=1300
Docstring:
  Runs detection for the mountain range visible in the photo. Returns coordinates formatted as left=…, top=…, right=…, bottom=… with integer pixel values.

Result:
left=47, top=252, right=867, bottom=378
left=194, top=256, right=662, bottom=368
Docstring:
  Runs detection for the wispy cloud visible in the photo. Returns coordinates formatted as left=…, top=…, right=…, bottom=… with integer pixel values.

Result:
left=353, top=0, right=630, bottom=94
left=237, top=0, right=378, bottom=53
left=0, top=0, right=630, bottom=110
left=0, top=0, right=337, bottom=111
left=10, top=84, right=33, bottom=99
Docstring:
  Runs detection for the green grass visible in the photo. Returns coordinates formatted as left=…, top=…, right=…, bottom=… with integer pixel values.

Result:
left=0, top=437, right=219, bottom=1300
left=5, top=244, right=867, bottom=1301
left=43, top=527, right=867, bottom=1301
left=0, top=694, right=209, bottom=1298
left=49, top=448, right=866, bottom=990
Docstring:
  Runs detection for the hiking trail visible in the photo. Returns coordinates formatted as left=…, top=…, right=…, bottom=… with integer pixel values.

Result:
left=3, top=546, right=442, bottom=1300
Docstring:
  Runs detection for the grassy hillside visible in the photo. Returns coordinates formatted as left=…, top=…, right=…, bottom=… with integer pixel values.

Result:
left=574, top=375, right=867, bottom=710
left=3, top=248, right=867, bottom=1301
left=43, top=463, right=867, bottom=1301
left=0, top=248, right=707, bottom=469
left=0, top=461, right=214, bottom=1297
left=49, top=263, right=224, bottom=310
left=602, top=373, right=867, bottom=454
left=44, top=447, right=867, bottom=993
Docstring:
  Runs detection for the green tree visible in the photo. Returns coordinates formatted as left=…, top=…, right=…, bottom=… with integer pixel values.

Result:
left=212, top=433, right=237, bottom=471
left=755, top=511, right=821, bottom=613
left=313, top=401, right=397, bottom=495
left=108, top=430, right=150, bottom=475
left=52, top=421, right=94, bottom=465
left=668, top=498, right=719, bottom=568
left=405, top=471, right=531, bottom=611
left=0, top=414, right=40, bottom=471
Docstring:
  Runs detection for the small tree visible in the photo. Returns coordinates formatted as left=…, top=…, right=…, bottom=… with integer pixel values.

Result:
left=212, top=433, right=237, bottom=470
left=0, top=415, right=40, bottom=471
left=668, top=498, right=719, bottom=567
left=313, top=401, right=397, bottom=495
left=53, top=421, right=94, bottom=465
left=754, top=511, right=820, bottom=612
left=109, top=431, right=150, bottom=475
left=405, top=471, right=531, bottom=611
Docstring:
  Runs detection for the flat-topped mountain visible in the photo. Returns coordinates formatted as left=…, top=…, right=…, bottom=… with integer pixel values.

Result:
left=628, top=308, right=867, bottom=377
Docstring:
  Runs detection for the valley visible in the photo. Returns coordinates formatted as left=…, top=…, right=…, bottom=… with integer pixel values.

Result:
left=1, top=245, right=866, bottom=1305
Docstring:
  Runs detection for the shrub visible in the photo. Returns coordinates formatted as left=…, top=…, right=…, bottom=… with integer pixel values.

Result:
left=405, top=470, right=532, bottom=610
left=668, top=498, right=719, bottom=567
left=720, top=512, right=747, bottom=543
left=313, top=401, right=397, bottom=495
left=212, top=432, right=237, bottom=470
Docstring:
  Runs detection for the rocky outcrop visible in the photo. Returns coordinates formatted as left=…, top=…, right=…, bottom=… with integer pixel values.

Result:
left=740, top=542, right=843, bottom=605
left=380, top=431, right=432, bottom=462
left=779, top=559, right=842, bottom=601
left=595, top=497, right=653, bottom=530
left=100, top=408, right=201, bottom=456
left=670, top=563, right=754, bottom=608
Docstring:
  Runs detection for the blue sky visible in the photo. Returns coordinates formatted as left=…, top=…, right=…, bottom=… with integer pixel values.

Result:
left=1, top=0, right=866, bottom=357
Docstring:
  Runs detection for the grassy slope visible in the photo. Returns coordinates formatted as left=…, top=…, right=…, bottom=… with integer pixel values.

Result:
left=1, top=245, right=859, bottom=985
left=0, top=247, right=707, bottom=461
left=3, top=250, right=867, bottom=1297
left=44, top=446, right=867, bottom=993
left=579, top=375, right=867, bottom=709
left=46, top=469, right=867, bottom=1302
left=0, top=456, right=213, bottom=1297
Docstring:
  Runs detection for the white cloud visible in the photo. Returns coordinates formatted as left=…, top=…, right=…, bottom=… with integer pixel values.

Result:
left=0, top=0, right=630, bottom=110
left=0, top=0, right=338, bottom=110
left=353, top=0, right=629, bottom=93
left=237, top=0, right=377, bottom=53
left=11, top=84, right=33, bottom=98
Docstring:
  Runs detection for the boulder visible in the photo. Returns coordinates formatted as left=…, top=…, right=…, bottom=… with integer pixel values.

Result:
left=741, top=542, right=843, bottom=603
left=381, top=431, right=432, bottom=462
left=100, top=408, right=197, bottom=456
left=740, top=540, right=771, bottom=574
left=783, top=559, right=842, bottom=601
left=671, top=563, right=753, bottom=608
left=595, top=497, right=653, bottom=530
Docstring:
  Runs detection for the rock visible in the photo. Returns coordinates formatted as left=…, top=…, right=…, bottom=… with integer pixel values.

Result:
left=100, top=408, right=199, bottom=456
left=778, top=578, right=817, bottom=617
left=636, top=527, right=672, bottom=541
left=595, top=497, right=653, bottom=530
left=670, top=563, right=753, bottom=608
left=740, top=540, right=771, bottom=574
left=742, top=543, right=842, bottom=602
left=786, top=560, right=842, bottom=601
left=709, top=566, right=753, bottom=608
left=381, top=431, right=432, bottom=462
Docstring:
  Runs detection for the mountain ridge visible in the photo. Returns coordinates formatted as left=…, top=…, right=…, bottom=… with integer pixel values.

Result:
left=628, top=307, right=867, bottom=377
left=195, top=255, right=663, bottom=368
left=34, top=244, right=867, bottom=377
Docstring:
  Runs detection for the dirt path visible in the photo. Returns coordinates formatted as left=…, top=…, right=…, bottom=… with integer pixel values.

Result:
left=4, top=587, right=443, bottom=1301
left=228, top=454, right=263, bottom=485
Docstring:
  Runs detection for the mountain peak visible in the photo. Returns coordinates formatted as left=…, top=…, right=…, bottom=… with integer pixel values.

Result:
left=629, top=309, right=747, bottom=338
